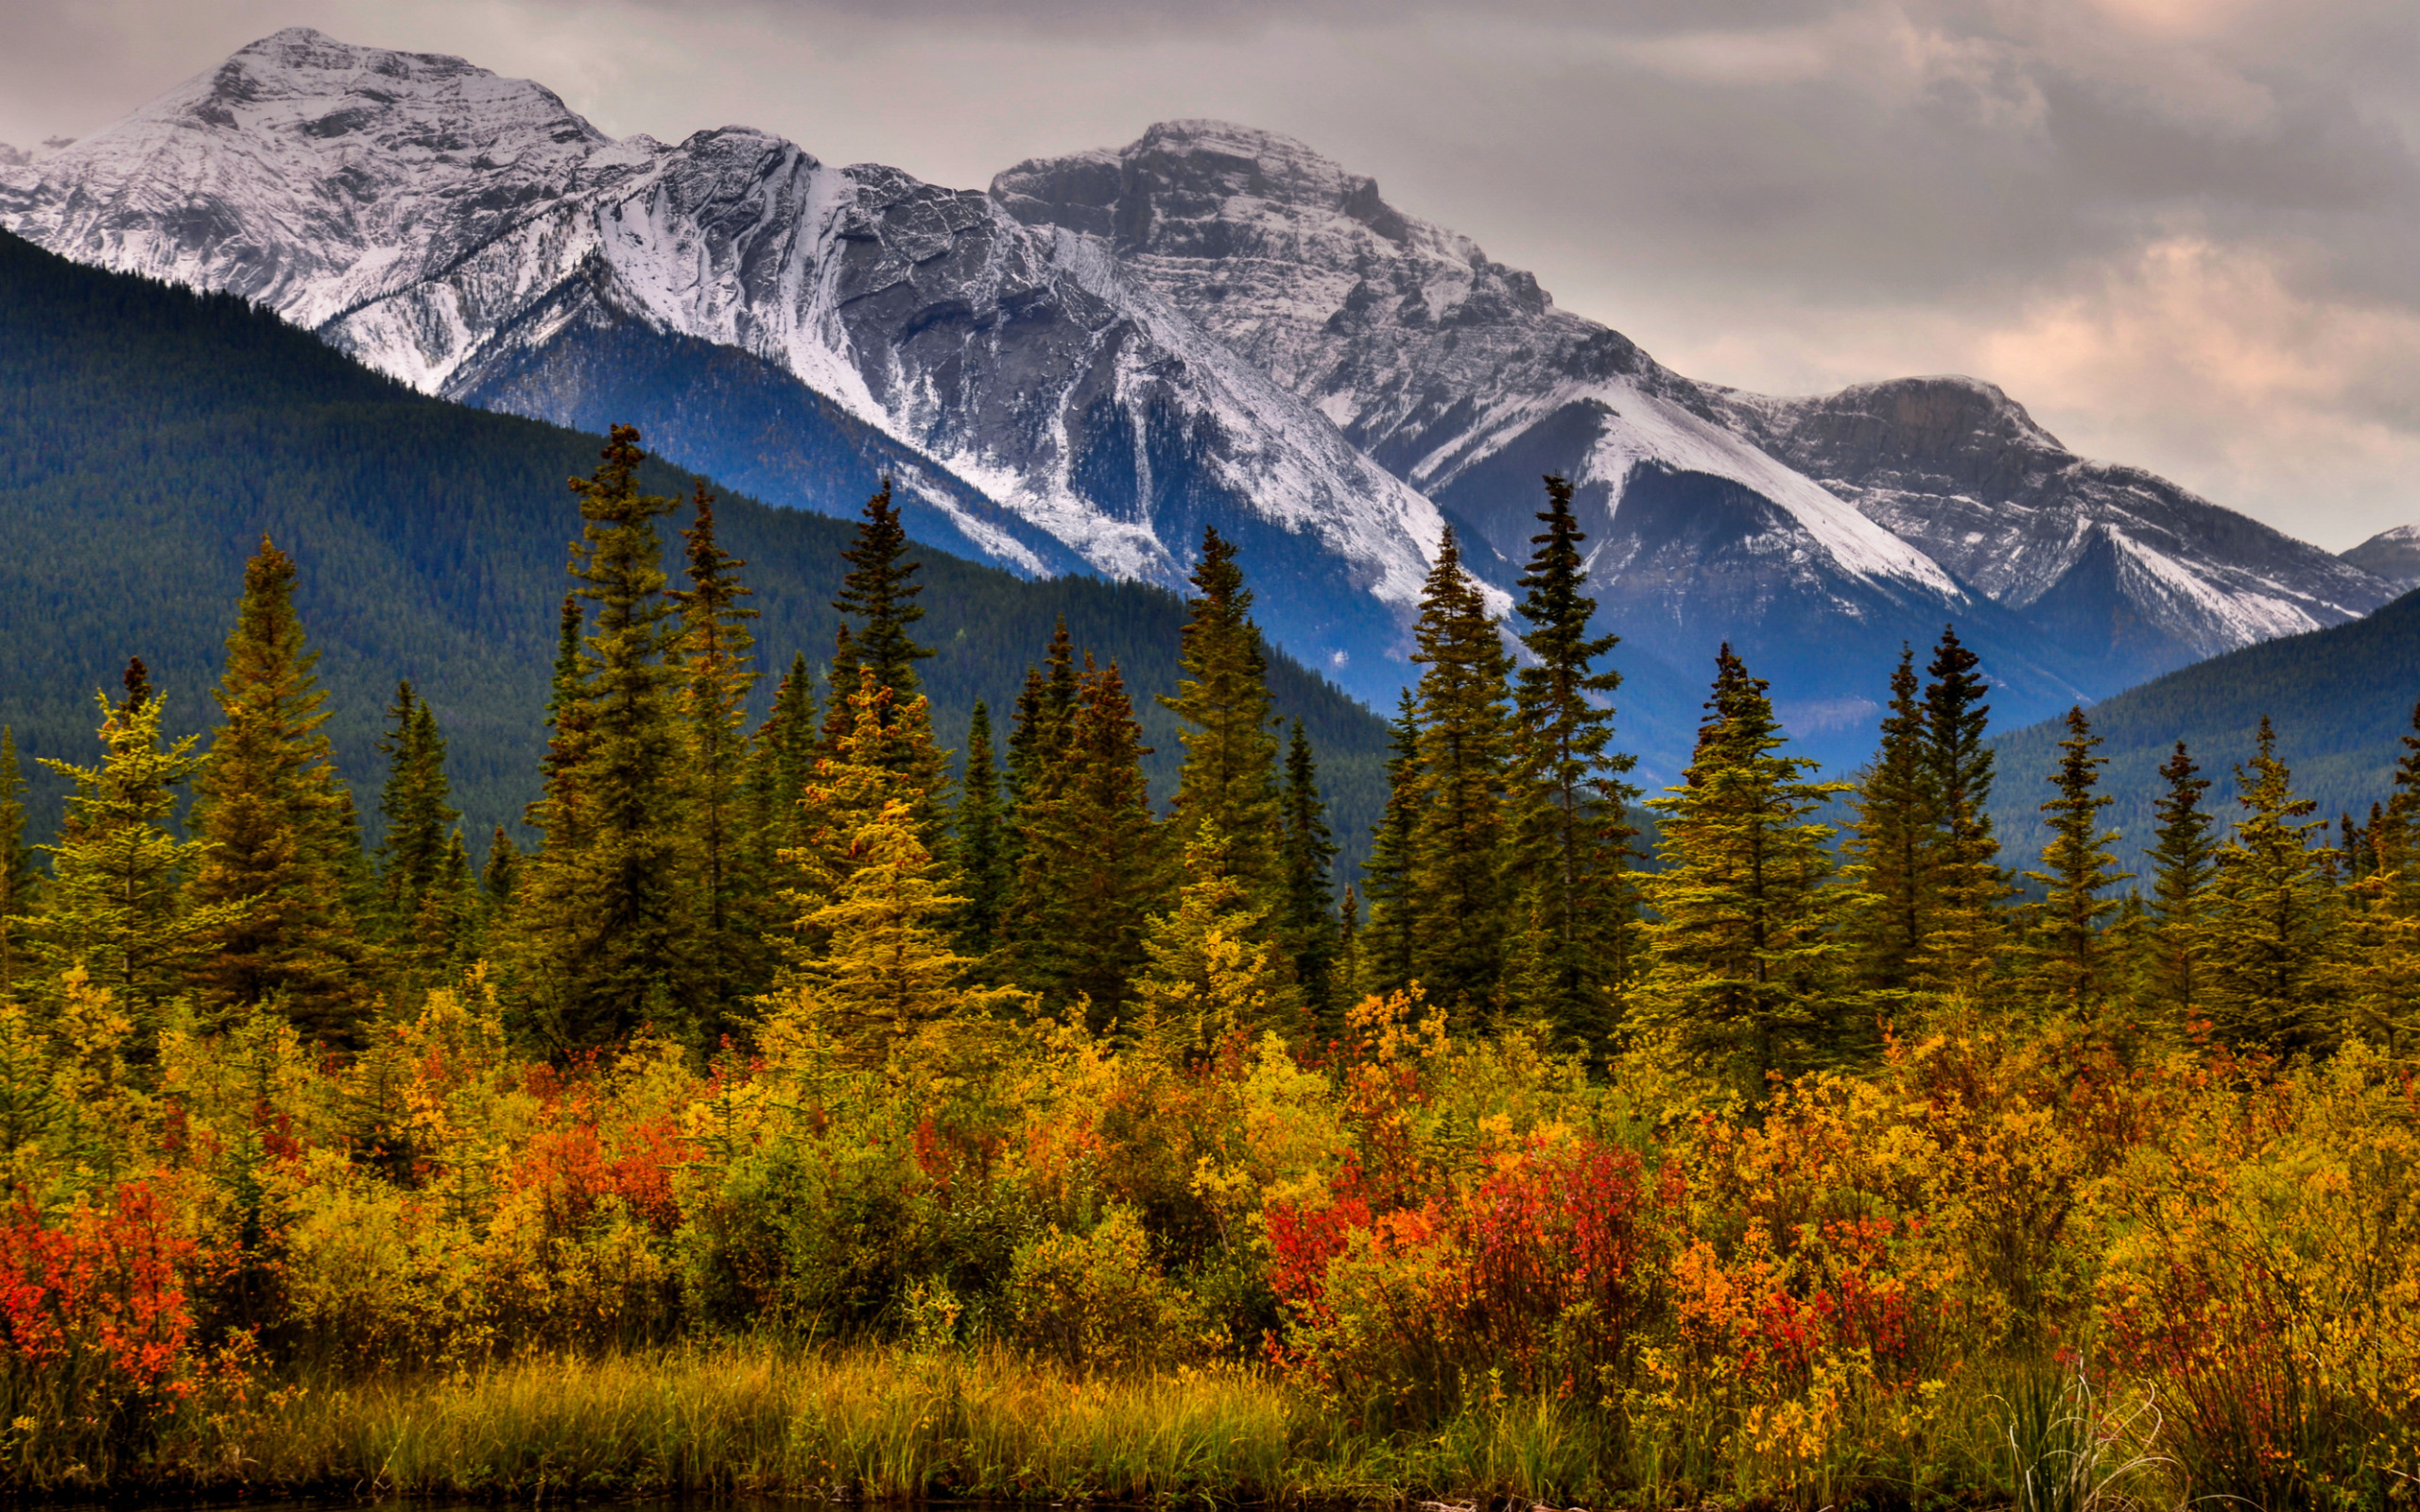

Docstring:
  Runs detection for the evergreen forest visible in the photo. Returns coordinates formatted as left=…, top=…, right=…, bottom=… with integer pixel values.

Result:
left=1, top=233, right=2418, bottom=1510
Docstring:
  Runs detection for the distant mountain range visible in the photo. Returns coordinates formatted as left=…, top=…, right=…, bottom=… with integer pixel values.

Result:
left=0, top=227, right=1392, bottom=856
left=3, top=28, right=2405, bottom=773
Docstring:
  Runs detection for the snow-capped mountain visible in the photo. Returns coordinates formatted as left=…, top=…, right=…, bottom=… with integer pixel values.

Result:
left=2342, top=524, right=2420, bottom=591
left=2, top=35, right=2387, bottom=770
left=994, top=122, right=2394, bottom=718
left=1709, top=376, right=2396, bottom=683
left=0, top=29, right=1445, bottom=705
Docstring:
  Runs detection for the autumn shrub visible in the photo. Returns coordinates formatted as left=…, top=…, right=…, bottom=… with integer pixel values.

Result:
left=1003, top=1205, right=1201, bottom=1373
left=0, top=1178, right=203, bottom=1471
left=2095, top=1045, right=2420, bottom=1507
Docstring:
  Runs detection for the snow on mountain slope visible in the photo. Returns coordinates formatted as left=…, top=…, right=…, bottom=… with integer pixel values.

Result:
left=1709, top=376, right=2397, bottom=678
left=993, top=121, right=2108, bottom=765
left=2342, top=524, right=2420, bottom=590
left=993, top=122, right=2386, bottom=714
left=0, top=32, right=1447, bottom=703
left=993, top=122, right=1954, bottom=607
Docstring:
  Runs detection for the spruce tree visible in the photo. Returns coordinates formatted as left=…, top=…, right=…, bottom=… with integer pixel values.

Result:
left=1842, top=648, right=1935, bottom=992
left=187, top=538, right=362, bottom=1034
left=994, top=657, right=1167, bottom=1023
left=36, top=670, right=249, bottom=1025
left=748, top=651, right=821, bottom=879
left=2021, top=707, right=2131, bottom=1013
left=1913, top=624, right=2010, bottom=994
left=1277, top=719, right=1340, bottom=1026
left=2203, top=717, right=2342, bottom=1055
left=0, top=729, right=35, bottom=997
left=951, top=701, right=1010, bottom=959
left=1406, top=527, right=1515, bottom=1009
left=1359, top=691, right=1423, bottom=998
left=833, top=479, right=932, bottom=702
left=783, top=796, right=988, bottom=1068
left=2144, top=740, right=2217, bottom=1028
left=513, top=425, right=697, bottom=1050
left=1162, top=526, right=1282, bottom=907
left=1133, top=820, right=1287, bottom=1060
left=1507, top=474, right=1638, bottom=1044
left=668, top=483, right=762, bottom=1010
left=375, top=681, right=458, bottom=939
left=1633, top=646, right=1860, bottom=1100
left=482, top=826, right=521, bottom=910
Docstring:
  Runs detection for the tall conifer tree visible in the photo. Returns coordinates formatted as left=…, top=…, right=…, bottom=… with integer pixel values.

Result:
left=1162, top=526, right=1282, bottom=908
left=1359, top=691, right=1423, bottom=998
left=187, top=538, right=361, bottom=1033
left=2203, top=718, right=2342, bottom=1055
left=951, top=701, right=1010, bottom=959
left=668, top=483, right=762, bottom=1009
left=514, top=425, right=697, bottom=1049
left=1634, top=647, right=1859, bottom=1098
left=834, top=479, right=931, bottom=702
left=1507, top=474, right=1638, bottom=1042
left=994, top=657, right=1167, bottom=1023
left=2144, top=740, right=2217, bottom=1028
left=1277, top=718, right=1340, bottom=1025
left=1842, top=648, right=1935, bottom=992
left=2021, top=708, right=2131, bottom=1012
left=375, top=681, right=458, bottom=941
left=37, top=668, right=247, bottom=1025
left=1406, top=527, right=1515, bottom=1008
left=1914, top=625, right=2009, bottom=994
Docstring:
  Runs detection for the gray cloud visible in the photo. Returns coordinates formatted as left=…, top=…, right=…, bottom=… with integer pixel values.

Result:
left=4, top=0, right=2416, bottom=547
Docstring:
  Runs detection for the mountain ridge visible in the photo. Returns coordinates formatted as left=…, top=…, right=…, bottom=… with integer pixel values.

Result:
left=5, top=32, right=2394, bottom=774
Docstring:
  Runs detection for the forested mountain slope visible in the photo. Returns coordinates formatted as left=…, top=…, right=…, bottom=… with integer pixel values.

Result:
left=1991, top=585, right=2420, bottom=867
left=0, top=228, right=1390, bottom=857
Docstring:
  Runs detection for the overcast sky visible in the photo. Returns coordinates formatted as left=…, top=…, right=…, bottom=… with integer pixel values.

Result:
left=6, top=0, right=2416, bottom=549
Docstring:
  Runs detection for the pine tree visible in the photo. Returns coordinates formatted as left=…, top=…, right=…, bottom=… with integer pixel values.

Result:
left=1406, top=527, right=1516, bottom=1009
left=512, top=425, right=697, bottom=1050
left=833, top=479, right=932, bottom=702
left=1000, top=618, right=1080, bottom=881
left=2202, top=717, right=2342, bottom=1056
left=2378, top=701, right=2420, bottom=917
left=747, top=652, right=821, bottom=879
left=375, top=681, right=458, bottom=939
left=534, top=593, right=588, bottom=828
left=1842, top=647, right=1936, bottom=992
left=1162, top=526, right=1282, bottom=908
left=667, top=483, right=762, bottom=1011
left=1133, top=820, right=1286, bottom=1061
left=1507, top=474, right=1639, bottom=1044
left=994, top=657, right=1168, bottom=1024
left=776, top=795, right=1019, bottom=1070
left=36, top=669, right=249, bottom=1026
left=1633, top=646, right=1860, bottom=1100
left=0, top=729, right=36, bottom=997
left=1277, top=719, right=1340, bottom=1027
left=950, top=701, right=1010, bottom=959
left=1913, top=624, right=2010, bottom=995
left=187, top=538, right=362, bottom=1035
left=482, top=825, right=521, bottom=909
left=1359, top=691, right=1423, bottom=998
left=2143, top=740, right=2217, bottom=1028
left=2021, top=708, right=2132, bottom=1013
left=1334, top=885, right=1364, bottom=1019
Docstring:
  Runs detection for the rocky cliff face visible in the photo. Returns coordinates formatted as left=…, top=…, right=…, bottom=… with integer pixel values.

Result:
left=1710, top=376, right=2394, bottom=681
left=995, top=121, right=2394, bottom=713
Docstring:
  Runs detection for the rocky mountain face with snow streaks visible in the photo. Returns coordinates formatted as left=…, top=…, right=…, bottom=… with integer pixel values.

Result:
left=4, top=31, right=2394, bottom=768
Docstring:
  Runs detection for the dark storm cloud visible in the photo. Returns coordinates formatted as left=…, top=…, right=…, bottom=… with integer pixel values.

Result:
left=5, top=0, right=2417, bottom=543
